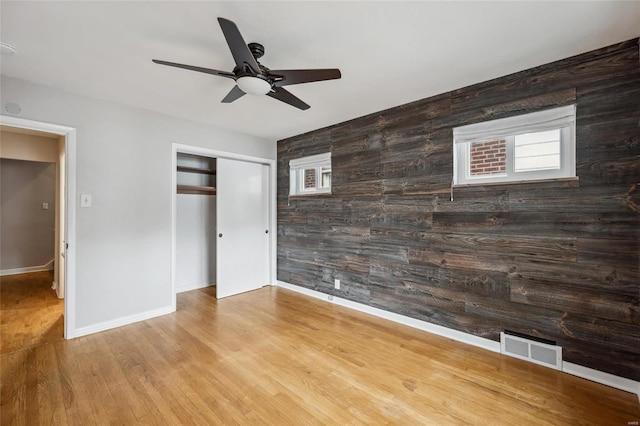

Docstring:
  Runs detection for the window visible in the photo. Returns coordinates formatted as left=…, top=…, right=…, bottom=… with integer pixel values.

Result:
left=453, top=105, right=576, bottom=185
left=289, top=152, right=331, bottom=196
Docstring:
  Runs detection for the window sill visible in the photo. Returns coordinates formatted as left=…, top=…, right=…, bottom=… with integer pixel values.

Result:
left=288, top=192, right=333, bottom=199
left=453, top=176, right=579, bottom=189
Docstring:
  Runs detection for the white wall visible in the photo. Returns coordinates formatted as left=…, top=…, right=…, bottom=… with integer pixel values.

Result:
left=176, top=194, right=216, bottom=292
left=0, top=158, right=56, bottom=272
left=0, top=75, right=275, bottom=331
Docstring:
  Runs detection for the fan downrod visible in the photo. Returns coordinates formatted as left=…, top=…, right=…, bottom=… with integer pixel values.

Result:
left=248, top=42, right=265, bottom=60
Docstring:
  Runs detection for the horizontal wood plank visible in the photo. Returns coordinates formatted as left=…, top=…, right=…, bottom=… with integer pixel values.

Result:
left=277, top=38, right=640, bottom=381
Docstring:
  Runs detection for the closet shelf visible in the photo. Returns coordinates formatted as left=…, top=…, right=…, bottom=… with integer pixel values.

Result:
left=177, top=184, right=216, bottom=195
left=177, top=165, right=216, bottom=175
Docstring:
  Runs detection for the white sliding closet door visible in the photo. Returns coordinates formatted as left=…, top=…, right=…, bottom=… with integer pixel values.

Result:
left=216, top=158, right=269, bottom=299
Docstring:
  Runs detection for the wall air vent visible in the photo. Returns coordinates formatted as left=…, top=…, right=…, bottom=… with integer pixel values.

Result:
left=500, top=331, right=562, bottom=371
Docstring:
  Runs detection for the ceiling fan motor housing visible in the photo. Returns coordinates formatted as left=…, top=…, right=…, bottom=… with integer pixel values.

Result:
left=248, top=42, right=265, bottom=59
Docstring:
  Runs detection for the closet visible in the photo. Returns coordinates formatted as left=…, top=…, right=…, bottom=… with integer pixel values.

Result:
left=173, top=149, right=271, bottom=300
left=175, top=153, right=217, bottom=293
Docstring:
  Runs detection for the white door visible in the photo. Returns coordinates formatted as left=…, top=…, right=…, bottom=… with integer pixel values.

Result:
left=216, top=158, right=269, bottom=299
left=58, top=143, right=66, bottom=300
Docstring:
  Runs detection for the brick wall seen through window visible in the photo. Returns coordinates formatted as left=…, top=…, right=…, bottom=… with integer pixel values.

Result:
left=304, top=168, right=316, bottom=189
left=469, top=139, right=507, bottom=176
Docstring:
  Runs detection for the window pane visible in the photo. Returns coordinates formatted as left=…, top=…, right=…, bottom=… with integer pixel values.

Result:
left=290, top=152, right=332, bottom=195
left=469, top=139, right=507, bottom=177
left=320, top=167, right=331, bottom=188
left=303, top=168, right=316, bottom=189
left=514, top=129, right=560, bottom=172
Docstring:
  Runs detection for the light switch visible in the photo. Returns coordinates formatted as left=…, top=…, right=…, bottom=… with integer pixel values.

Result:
left=80, top=193, right=92, bottom=208
left=42, top=202, right=49, bottom=210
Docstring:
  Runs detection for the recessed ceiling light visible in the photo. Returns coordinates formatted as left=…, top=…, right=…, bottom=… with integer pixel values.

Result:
left=1, top=42, right=18, bottom=55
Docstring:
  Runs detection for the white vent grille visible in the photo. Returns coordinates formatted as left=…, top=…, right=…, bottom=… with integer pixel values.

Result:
left=500, top=332, right=562, bottom=371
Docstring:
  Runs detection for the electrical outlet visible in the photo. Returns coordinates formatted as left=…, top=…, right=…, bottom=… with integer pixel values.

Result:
left=334, top=279, right=340, bottom=290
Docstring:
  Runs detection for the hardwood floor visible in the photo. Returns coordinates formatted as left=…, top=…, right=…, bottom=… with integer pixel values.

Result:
left=1, top=286, right=638, bottom=425
left=0, top=271, right=63, bottom=355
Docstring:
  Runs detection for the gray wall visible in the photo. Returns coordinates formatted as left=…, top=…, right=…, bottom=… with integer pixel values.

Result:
left=1, top=158, right=56, bottom=271
left=1, top=75, right=275, bottom=332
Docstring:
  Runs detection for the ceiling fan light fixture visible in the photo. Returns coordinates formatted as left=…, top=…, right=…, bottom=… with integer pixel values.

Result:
left=236, top=76, right=271, bottom=95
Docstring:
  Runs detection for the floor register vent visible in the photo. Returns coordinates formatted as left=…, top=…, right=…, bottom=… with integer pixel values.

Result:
left=500, top=331, right=563, bottom=371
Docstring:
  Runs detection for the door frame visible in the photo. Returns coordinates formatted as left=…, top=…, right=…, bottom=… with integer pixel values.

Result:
left=170, top=143, right=276, bottom=310
left=0, top=115, right=78, bottom=339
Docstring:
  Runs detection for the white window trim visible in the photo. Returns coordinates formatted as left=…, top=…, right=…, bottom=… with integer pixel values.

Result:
left=453, top=105, right=576, bottom=185
left=289, top=152, right=331, bottom=196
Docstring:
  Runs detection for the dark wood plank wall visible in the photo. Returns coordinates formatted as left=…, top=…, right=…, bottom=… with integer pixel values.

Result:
left=277, top=39, right=640, bottom=381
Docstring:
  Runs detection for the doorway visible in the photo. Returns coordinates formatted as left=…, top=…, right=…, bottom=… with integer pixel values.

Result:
left=0, top=115, right=77, bottom=339
left=171, top=144, right=275, bottom=308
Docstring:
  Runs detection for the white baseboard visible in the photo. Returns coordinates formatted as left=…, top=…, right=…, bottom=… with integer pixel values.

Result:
left=276, top=280, right=500, bottom=352
left=275, top=280, right=640, bottom=400
left=74, top=305, right=175, bottom=338
left=176, top=282, right=215, bottom=294
left=563, top=362, right=640, bottom=401
left=0, top=258, right=55, bottom=277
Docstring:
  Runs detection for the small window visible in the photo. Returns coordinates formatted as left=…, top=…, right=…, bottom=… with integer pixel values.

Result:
left=454, top=105, right=576, bottom=185
left=289, top=152, right=331, bottom=196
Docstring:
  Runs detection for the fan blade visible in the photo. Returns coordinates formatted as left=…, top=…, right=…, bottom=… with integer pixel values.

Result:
left=221, top=85, right=246, bottom=103
left=267, top=87, right=310, bottom=110
left=269, top=69, right=341, bottom=87
left=152, top=59, right=235, bottom=79
left=217, top=18, right=261, bottom=74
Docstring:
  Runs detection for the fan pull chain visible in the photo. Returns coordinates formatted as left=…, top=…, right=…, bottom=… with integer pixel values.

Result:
left=450, top=178, right=454, bottom=202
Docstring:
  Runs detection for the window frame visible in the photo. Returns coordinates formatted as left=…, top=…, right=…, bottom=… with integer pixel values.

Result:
left=289, top=152, right=332, bottom=196
left=453, top=105, right=576, bottom=186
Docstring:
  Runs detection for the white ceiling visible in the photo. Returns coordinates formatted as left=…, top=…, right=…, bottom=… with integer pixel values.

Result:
left=1, top=1, right=638, bottom=141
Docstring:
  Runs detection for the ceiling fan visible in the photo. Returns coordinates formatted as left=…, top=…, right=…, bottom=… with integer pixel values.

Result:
left=152, top=18, right=341, bottom=110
